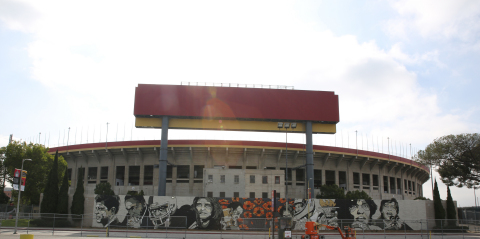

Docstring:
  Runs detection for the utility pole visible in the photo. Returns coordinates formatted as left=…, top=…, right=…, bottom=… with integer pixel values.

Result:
left=388, top=137, right=390, bottom=160
left=355, top=130, right=358, bottom=155
left=106, top=122, right=109, bottom=149
left=67, top=127, right=70, bottom=152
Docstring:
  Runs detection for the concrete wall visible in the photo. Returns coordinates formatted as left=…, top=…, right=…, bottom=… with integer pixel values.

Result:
left=90, top=195, right=437, bottom=231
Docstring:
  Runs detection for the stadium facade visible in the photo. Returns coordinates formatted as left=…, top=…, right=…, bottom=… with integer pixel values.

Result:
left=50, top=139, right=428, bottom=200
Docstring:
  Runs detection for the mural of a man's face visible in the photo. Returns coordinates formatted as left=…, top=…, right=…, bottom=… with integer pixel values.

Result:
left=94, top=201, right=114, bottom=223
left=150, top=199, right=177, bottom=223
left=323, top=207, right=337, bottom=219
left=125, top=198, right=144, bottom=219
left=349, top=199, right=370, bottom=224
left=294, top=199, right=305, bottom=214
left=381, top=201, right=397, bottom=220
left=196, top=198, right=213, bottom=219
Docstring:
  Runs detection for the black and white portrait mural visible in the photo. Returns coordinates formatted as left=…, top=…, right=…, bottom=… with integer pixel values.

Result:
left=94, top=195, right=121, bottom=227
left=92, top=196, right=424, bottom=230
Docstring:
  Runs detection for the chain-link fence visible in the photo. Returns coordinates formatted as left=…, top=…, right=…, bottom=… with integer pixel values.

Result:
left=458, top=208, right=480, bottom=226
left=0, top=214, right=477, bottom=238
left=0, top=204, right=36, bottom=220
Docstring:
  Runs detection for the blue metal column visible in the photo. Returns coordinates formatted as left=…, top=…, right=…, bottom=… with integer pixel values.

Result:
left=158, top=116, right=169, bottom=196
left=306, top=121, right=314, bottom=199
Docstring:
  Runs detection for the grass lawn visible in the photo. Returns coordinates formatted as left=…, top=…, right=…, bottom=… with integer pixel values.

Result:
left=0, top=219, right=31, bottom=227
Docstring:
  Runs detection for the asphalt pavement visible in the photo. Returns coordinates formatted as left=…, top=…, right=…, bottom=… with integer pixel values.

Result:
left=2, top=227, right=480, bottom=239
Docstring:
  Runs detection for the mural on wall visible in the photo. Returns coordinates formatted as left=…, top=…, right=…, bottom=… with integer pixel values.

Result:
left=93, top=195, right=418, bottom=230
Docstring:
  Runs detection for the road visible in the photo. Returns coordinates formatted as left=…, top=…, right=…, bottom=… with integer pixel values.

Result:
left=2, top=227, right=480, bottom=239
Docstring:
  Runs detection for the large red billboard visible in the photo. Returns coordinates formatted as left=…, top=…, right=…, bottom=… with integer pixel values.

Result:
left=134, top=84, right=339, bottom=123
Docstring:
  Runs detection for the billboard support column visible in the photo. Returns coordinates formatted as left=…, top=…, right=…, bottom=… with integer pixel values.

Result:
left=158, top=116, right=169, bottom=196
left=306, top=121, right=314, bottom=201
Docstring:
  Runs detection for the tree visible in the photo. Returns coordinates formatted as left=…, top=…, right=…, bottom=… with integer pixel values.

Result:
left=316, top=184, right=345, bottom=199
left=414, top=196, right=430, bottom=200
left=416, top=144, right=441, bottom=195
left=420, top=133, right=480, bottom=188
left=71, top=167, right=85, bottom=217
left=0, top=187, right=10, bottom=204
left=41, top=150, right=59, bottom=214
left=94, top=182, right=114, bottom=195
left=57, top=168, right=70, bottom=214
left=345, top=190, right=372, bottom=200
left=3, top=141, right=67, bottom=205
left=433, top=179, right=445, bottom=227
left=446, top=186, right=457, bottom=226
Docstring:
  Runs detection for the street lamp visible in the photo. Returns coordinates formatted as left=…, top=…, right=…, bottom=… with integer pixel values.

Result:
left=14, top=158, right=32, bottom=234
left=277, top=122, right=296, bottom=217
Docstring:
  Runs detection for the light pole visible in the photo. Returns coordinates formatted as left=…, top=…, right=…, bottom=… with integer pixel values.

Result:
left=14, top=158, right=32, bottom=234
left=66, top=127, right=70, bottom=152
left=278, top=122, right=296, bottom=217
left=355, top=130, right=358, bottom=155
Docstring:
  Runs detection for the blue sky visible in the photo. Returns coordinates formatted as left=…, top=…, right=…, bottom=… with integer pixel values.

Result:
left=1, top=0, right=479, bottom=206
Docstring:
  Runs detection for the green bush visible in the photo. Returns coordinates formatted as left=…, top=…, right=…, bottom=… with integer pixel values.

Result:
left=30, top=218, right=73, bottom=227
left=0, top=219, right=30, bottom=227
left=345, top=190, right=372, bottom=200
left=414, top=196, right=430, bottom=200
left=433, top=225, right=467, bottom=232
left=316, top=184, right=345, bottom=199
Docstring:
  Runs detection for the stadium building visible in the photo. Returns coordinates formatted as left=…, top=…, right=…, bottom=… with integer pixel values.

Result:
left=49, top=84, right=428, bottom=201
left=50, top=139, right=428, bottom=200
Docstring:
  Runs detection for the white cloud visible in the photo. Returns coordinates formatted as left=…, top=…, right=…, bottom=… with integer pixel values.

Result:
left=0, top=135, right=10, bottom=148
left=0, top=0, right=41, bottom=33
left=388, top=43, right=445, bottom=68
left=386, top=0, right=480, bottom=41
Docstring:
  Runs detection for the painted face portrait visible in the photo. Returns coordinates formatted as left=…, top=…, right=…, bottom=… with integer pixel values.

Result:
left=126, top=199, right=144, bottom=218
left=149, top=198, right=177, bottom=227
left=95, top=202, right=110, bottom=223
left=190, top=197, right=223, bottom=230
left=125, top=196, right=146, bottom=228
left=294, top=199, right=306, bottom=215
left=94, top=195, right=120, bottom=226
left=349, top=199, right=371, bottom=224
left=381, top=201, right=398, bottom=220
left=196, top=198, right=213, bottom=219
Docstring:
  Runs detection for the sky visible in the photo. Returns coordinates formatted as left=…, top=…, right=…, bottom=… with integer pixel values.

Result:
left=1, top=0, right=479, bottom=206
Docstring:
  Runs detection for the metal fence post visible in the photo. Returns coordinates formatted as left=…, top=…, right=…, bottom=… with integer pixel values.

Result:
left=384, top=220, right=386, bottom=239
left=53, top=213, right=55, bottom=235
left=27, top=214, right=30, bottom=234
left=185, top=216, right=187, bottom=239
left=426, top=219, right=429, bottom=239
left=81, top=214, right=84, bottom=237
left=146, top=216, right=148, bottom=238
left=420, top=220, right=423, bottom=239
left=441, top=219, right=443, bottom=239
left=126, top=215, right=129, bottom=238
left=242, top=218, right=244, bottom=239
left=404, top=220, right=406, bottom=239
